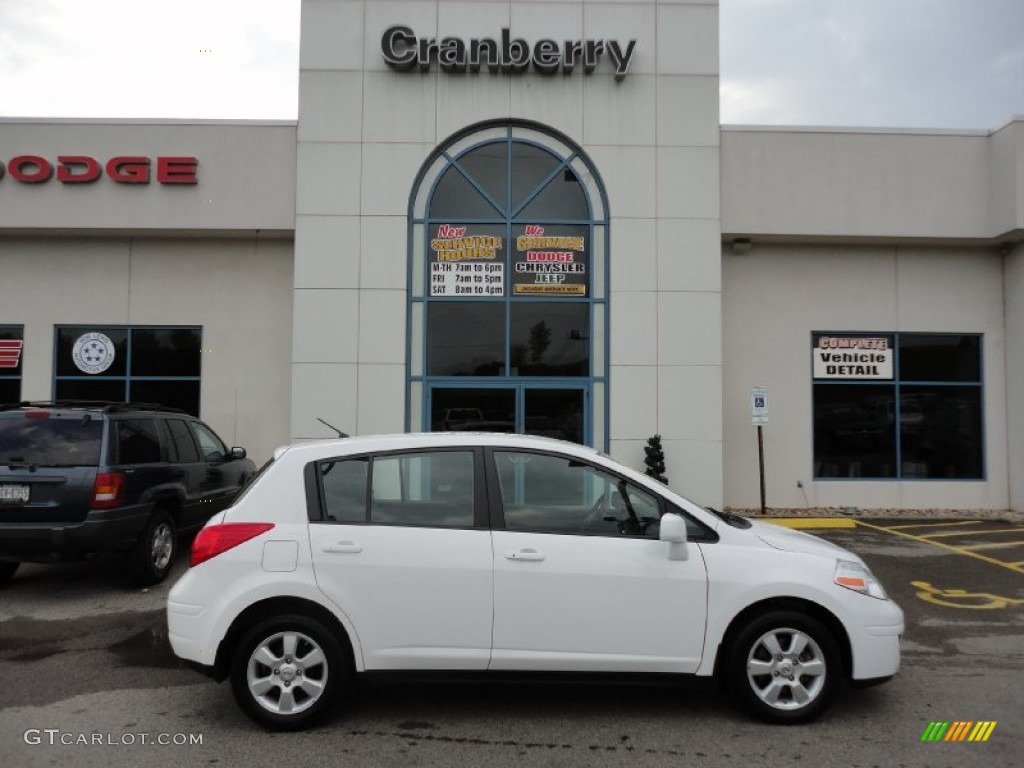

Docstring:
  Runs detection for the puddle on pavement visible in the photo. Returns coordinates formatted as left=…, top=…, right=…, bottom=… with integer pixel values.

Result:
left=110, top=623, right=181, bottom=669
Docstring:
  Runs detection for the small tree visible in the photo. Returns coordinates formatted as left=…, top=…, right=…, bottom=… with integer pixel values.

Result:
left=644, top=434, right=668, bottom=484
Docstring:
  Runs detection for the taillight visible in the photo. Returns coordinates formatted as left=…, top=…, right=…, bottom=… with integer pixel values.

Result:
left=91, top=472, right=125, bottom=509
left=190, top=523, right=274, bottom=568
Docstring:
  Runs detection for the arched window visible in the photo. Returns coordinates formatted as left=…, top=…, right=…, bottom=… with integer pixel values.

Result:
left=407, top=120, right=609, bottom=449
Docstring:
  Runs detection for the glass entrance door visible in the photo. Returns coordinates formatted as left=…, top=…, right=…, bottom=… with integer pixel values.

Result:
left=429, top=385, right=586, bottom=444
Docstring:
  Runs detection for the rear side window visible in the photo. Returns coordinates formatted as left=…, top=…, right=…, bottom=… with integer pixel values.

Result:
left=115, top=419, right=162, bottom=464
left=165, top=419, right=200, bottom=463
left=317, top=451, right=475, bottom=529
left=0, top=414, right=102, bottom=467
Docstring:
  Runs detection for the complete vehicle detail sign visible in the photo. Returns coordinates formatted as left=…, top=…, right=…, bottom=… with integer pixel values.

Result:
left=383, top=26, right=637, bottom=80
left=813, top=336, right=893, bottom=380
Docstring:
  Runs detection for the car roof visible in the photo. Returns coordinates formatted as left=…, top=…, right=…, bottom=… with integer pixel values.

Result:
left=276, top=432, right=603, bottom=461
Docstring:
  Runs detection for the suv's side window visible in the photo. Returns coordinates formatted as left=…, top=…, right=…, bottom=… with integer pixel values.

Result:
left=115, top=419, right=163, bottom=465
left=318, top=451, right=475, bottom=529
left=191, top=422, right=226, bottom=462
left=494, top=451, right=661, bottom=537
left=165, top=419, right=200, bottom=463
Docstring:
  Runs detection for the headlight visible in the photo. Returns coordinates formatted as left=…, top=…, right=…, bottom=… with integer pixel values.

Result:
left=834, top=560, right=888, bottom=600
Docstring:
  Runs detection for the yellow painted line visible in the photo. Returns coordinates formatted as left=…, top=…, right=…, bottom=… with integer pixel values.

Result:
left=962, top=540, right=1024, bottom=551
left=855, top=521, right=1024, bottom=574
left=764, top=518, right=858, bottom=529
left=883, top=520, right=982, bottom=530
left=921, top=528, right=1024, bottom=539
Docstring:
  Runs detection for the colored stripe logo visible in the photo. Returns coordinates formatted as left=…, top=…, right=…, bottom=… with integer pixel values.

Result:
left=0, top=340, right=23, bottom=369
left=921, top=721, right=997, bottom=742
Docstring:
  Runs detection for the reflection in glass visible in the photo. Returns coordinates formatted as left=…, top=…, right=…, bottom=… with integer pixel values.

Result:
left=427, top=303, right=505, bottom=376
left=525, top=389, right=584, bottom=444
left=131, top=328, right=202, bottom=377
left=813, top=384, right=897, bottom=478
left=510, top=143, right=561, bottom=213
left=132, top=381, right=201, bottom=416
left=517, top=167, right=589, bottom=220
left=430, top=388, right=515, bottom=433
left=429, top=165, right=502, bottom=219
left=510, top=304, right=589, bottom=376
left=456, top=143, right=508, bottom=213
left=899, top=386, right=982, bottom=479
left=899, top=335, right=981, bottom=382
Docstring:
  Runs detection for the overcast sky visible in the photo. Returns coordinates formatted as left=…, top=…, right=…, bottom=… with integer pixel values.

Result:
left=0, top=0, right=1021, bottom=130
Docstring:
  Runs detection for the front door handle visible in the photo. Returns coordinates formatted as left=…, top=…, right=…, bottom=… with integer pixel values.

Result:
left=505, top=548, right=545, bottom=562
left=323, top=541, right=363, bottom=554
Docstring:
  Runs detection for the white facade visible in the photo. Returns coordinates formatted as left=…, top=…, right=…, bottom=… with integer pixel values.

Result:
left=1, top=1, right=1021, bottom=513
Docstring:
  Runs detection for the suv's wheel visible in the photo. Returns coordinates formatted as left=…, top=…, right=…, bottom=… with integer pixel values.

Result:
left=0, top=561, right=19, bottom=587
left=230, top=614, right=349, bottom=731
left=128, top=508, right=177, bottom=586
left=725, top=610, right=840, bottom=724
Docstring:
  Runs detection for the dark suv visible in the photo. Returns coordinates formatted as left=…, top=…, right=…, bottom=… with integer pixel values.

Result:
left=0, top=402, right=256, bottom=586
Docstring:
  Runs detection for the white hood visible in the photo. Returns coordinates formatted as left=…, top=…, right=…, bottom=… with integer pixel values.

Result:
left=746, top=519, right=862, bottom=563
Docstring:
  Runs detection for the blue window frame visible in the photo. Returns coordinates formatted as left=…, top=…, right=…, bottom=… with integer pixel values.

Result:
left=53, top=326, right=203, bottom=415
left=0, top=325, right=24, bottom=403
left=407, top=121, right=610, bottom=449
left=812, top=332, right=983, bottom=480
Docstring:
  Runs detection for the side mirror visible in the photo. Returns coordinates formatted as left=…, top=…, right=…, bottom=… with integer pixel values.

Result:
left=659, top=512, right=688, bottom=560
left=230, top=446, right=247, bottom=461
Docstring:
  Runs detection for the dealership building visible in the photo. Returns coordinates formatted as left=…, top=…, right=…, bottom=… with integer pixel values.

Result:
left=1, top=0, right=1022, bottom=514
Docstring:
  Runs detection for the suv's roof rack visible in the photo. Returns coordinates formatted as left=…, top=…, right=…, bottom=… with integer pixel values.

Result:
left=0, top=400, right=188, bottom=415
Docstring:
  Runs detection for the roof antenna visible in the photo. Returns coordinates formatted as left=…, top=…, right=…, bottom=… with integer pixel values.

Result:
left=316, top=418, right=349, bottom=438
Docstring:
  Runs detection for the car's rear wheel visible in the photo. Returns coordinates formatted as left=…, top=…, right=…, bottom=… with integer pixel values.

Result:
left=230, top=614, right=348, bottom=731
left=0, top=561, right=19, bottom=586
left=127, top=507, right=177, bottom=586
left=726, top=610, right=840, bottom=724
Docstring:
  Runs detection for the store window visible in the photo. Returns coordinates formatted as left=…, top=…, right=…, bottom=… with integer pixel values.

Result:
left=0, top=326, right=24, bottom=403
left=812, top=333, right=983, bottom=479
left=407, top=120, right=609, bottom=449
left=54, top=326, right=202, bottom=415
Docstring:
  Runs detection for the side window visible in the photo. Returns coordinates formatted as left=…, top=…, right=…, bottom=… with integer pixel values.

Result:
left=191, top=422, right=226, bottom=461
left=494, top=451, right=661, bottom=536
left=165, top=419, right=201, bottom=463
left=320, top=458, right=369, bottom=522
left=370, top=451, right=474, bottom=528
left=115, top=419, right=162, bottom=465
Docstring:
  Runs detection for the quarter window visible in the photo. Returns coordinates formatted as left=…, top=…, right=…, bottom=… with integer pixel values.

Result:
left=115, top=419, right=162, bottom=464
left=318, top=451, right=476, bottom=529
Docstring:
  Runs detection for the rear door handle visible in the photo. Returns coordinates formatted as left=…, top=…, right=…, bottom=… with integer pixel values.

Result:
left=323, top=541, right=363, bottom=554
left=505, top=548, right=545, bottom=562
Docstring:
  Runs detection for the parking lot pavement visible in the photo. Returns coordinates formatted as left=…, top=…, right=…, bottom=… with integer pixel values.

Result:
left=1, top=522, right=1022, bottom=768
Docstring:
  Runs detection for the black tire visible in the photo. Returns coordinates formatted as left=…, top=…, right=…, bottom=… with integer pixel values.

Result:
left=0, top=561, right=19, bottom=587
left=725, top=610, right=840, bottom=724
left=127, top=508, right=177, bottom=586
left=230, top=614, right=350, bottom=731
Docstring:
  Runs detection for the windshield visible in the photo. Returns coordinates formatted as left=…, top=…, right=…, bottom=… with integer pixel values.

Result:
left=0, top=414, right=103, bottom=467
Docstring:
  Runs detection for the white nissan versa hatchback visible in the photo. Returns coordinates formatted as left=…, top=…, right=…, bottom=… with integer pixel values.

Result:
left=167, top=433, right=902, bottom=730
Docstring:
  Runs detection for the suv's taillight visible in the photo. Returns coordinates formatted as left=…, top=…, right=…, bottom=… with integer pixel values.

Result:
left=91, top=472, right=125, bottom=509
left=190, top=523, right=274, bottom=568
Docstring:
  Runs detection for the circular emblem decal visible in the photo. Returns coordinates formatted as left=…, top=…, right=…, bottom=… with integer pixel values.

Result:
left=72, top=332, right=116, bottom=375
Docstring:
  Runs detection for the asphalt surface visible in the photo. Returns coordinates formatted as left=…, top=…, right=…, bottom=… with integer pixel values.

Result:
left=0, top=519, right=1022, bottom=768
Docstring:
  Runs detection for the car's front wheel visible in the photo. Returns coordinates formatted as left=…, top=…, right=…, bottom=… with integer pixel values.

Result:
left=128, top=508, right=177, bottom=586
left=726, top=610, right=840, bottom=724
left=0, top=561, right=19, bottom=587
left=230, top=614, right=349, bottom=731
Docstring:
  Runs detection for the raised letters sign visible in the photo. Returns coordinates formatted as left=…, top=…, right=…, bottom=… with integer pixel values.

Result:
left=0, top=156, right=198, bottom=185
left=382, top=26, right=637, bottom=80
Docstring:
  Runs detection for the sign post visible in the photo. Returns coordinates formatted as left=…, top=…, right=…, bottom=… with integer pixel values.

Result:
left=750, top=387, right=769, bottom=515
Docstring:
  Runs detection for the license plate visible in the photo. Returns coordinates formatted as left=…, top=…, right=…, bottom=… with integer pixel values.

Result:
left=0, top=484, right=29, bottom=504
